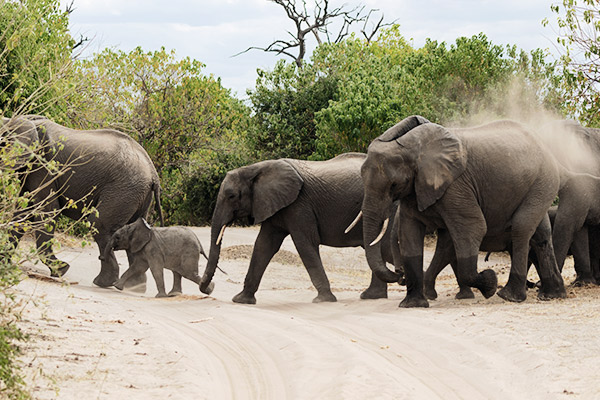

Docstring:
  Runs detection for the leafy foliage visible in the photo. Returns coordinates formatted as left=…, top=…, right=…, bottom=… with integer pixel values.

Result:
left=250, top=26, right=562, bottom=161
left=66, top=47, right=254, bottom=224
left=0, top=0, right=75, bottom=120
left=545, top=0, right=600, bottom=126
left=248, top=60, right=338, bottom=160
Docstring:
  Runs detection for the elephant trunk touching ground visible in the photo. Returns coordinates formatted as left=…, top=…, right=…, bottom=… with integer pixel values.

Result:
left=200, top=206, right=228, bottom=295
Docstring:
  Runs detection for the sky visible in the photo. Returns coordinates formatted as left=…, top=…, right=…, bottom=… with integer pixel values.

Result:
left=63, top=0, right=561, bottom=99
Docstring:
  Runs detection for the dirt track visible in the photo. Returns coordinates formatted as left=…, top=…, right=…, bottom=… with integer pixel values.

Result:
left=16, top=226, right=600, bottom=399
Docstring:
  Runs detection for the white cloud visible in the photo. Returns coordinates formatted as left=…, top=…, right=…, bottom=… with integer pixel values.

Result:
left=64, top=0, right=561, bottom=95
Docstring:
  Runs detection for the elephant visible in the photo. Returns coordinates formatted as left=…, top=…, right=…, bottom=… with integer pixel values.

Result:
left=359, top=115, right=566, bottom=308
left=104, top=218, right=210, bottom=297
left=543, top=120, right=600, bottom=285
left=198, top=153, right=402, bottom=304
left=423, top=207, right=566, bottom=300
left=1, top=115, right=163, bottom=288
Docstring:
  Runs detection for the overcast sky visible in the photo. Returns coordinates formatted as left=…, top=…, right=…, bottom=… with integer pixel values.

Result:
left=63, top=0, right=560, bottom=98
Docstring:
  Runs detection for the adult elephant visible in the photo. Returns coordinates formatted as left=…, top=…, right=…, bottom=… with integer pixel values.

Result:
left=2, top=115, right=163, bottom=287
left=360, top=115, right=566, bottom=307
left=198, top=153, right=402, bottom=304
left=544, top=120, right=600, bottom=285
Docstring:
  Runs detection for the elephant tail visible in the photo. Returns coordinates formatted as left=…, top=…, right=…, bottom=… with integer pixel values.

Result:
left=153, top=181, right=164, bottom=227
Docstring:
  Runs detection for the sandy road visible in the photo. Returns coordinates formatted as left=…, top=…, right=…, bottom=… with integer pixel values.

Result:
left=17, top=226, right=600, bottom=399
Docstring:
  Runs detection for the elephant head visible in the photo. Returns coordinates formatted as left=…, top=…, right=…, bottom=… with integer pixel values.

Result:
left=199, top=159, right=303, bottom=294
left=361, top=115, right=467, bottom=283
left=103, top=218, right=153, bottom=260
left=0, top=116, right=40, bottom=170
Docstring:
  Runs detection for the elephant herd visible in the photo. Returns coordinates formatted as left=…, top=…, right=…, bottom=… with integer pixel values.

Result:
left=4, top=114, right=600, bottom=308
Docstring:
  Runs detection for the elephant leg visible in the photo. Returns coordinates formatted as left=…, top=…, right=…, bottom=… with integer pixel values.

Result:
left=516, top=214, right=565, bottom=301
left=449, top=260, right=475, bottom=299
left=34, top=218, right=70, bottom=277
left=552, top=203, right=586, bottom=273
left=291, top=231, right=337, bottom=303
left=120, top=250, right=147, bottom=293
left=93, top=233, right=121, bottom=288
left=589, top=225, right=600, bottom=283
left=232, top=224, right=288, bottom=304
left=149, top=262, right=167, bottom=298
left=398, top=217, right=429, bottom=308
left=444, top=210, right=495, bottom=301
left=114, top=259, right=149, bottom=291
left=169, top=271, right=183, bottom=296
left=570, top=227, right=595, bottom=286
left=360, top=273, right=388, bottom=300
left=423, top=229, right=474, bottom=300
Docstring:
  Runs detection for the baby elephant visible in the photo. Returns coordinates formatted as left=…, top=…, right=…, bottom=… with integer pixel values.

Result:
left=104, top=218, right=213, bottom=297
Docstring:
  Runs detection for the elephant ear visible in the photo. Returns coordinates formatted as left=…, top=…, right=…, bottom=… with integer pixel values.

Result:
left=377, top=115, right=431, bottom=142
left=405, top=123, right=467, bottom=212
left=130, top=218, right=153, bottom=253
left=1, top=117, right=39, bottom=169
left=251, top=160, right=304, bottom=224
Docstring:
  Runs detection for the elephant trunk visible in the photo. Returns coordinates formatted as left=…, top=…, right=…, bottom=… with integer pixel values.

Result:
left=363, top=206, right=401, bottom=283
left=200, top=215, right=226, bottom=295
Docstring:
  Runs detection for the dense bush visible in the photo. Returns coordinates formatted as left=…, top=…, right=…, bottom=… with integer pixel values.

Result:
left=248, top=60, right=338, bottom=160
left=0, top=1, right=82, bottom=398
left=249, top=27, right=563, bottom=161
left=66, top=48, right=254, bottom=225
left=0, top=0, right=75, bottom=120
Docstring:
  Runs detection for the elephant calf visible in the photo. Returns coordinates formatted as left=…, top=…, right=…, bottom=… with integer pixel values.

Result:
left=104, top=218, right=211, bottom=297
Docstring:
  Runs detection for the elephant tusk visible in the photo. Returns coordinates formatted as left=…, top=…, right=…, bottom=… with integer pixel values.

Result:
left=216, top=225, right=227, bottom=246
left=344, top=211, right=363, bottom=234
left=369, top=218, right=389, bottom=246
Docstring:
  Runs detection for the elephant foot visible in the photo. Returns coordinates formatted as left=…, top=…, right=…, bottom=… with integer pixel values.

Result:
left=168, top=290, right=182, bottom=297
left=537, top=285, right=567, bottom=301
left=155, top=292, right=168, bottom=298
left=424, top=286, right=438, bottom=300
left=232, top=291, right=257, bottom=304
left=200, top=281, right=215, bottom=295
left=571, top=276, right=596, bottom=287
left=313, top=292, right=337, bottom=303
left=476, top=269, right=498, bottom=299
left=113, top=280, right=124, bottom=291
left=455, top=288, right=475, bottom=299
left=399, top=294, right=429, bottom=308
left=49, top=263, right=70, bottom=278
left=360, top=287, right=388, bottom=300
left=497, top=285, right=527, bottom=302
left=93, top=273, right=119, bottom=288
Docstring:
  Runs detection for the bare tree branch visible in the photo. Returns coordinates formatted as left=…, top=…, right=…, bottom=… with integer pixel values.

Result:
left=234, top=0, right=391, bottom=68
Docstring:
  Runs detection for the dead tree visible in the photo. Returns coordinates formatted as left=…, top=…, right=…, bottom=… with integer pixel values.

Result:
left=236, top=0, right=393, bottom=68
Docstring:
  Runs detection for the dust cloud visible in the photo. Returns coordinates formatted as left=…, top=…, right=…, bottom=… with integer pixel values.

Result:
left=443, top=75, right=599, bottom=174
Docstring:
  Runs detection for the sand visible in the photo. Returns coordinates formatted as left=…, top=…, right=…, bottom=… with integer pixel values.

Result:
left=14, top=226, right=600, bottom=399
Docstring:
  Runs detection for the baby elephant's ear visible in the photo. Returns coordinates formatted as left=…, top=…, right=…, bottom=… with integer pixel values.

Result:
left=130, top=218, right=152, bottom=253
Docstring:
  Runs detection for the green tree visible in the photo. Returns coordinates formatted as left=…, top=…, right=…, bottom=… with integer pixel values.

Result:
left=0, top=0, right=75, bottom=120
left=545, top=0, right=600, bottom=126
left=311, top=28, right=561, bottom=159
left=0, top=1, right=88, bottom=398
left=68, top=47, right=253, bottom=224
left=248, top=60, right=338, bottom=160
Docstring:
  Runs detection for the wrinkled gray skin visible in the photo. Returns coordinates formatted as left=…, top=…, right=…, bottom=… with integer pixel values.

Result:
left=199, top=153, right=402, bottom=304
left=548, top=121, right=600, bottom=285
left=425, top=205, right=600, bottom=299
left=1, top=116, right=163, bottom=289
left=361, top=115, right=566, bottom=308
left=105, top=218, right=209, bottom=297
left=424, top=208, right=562, bottom=300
